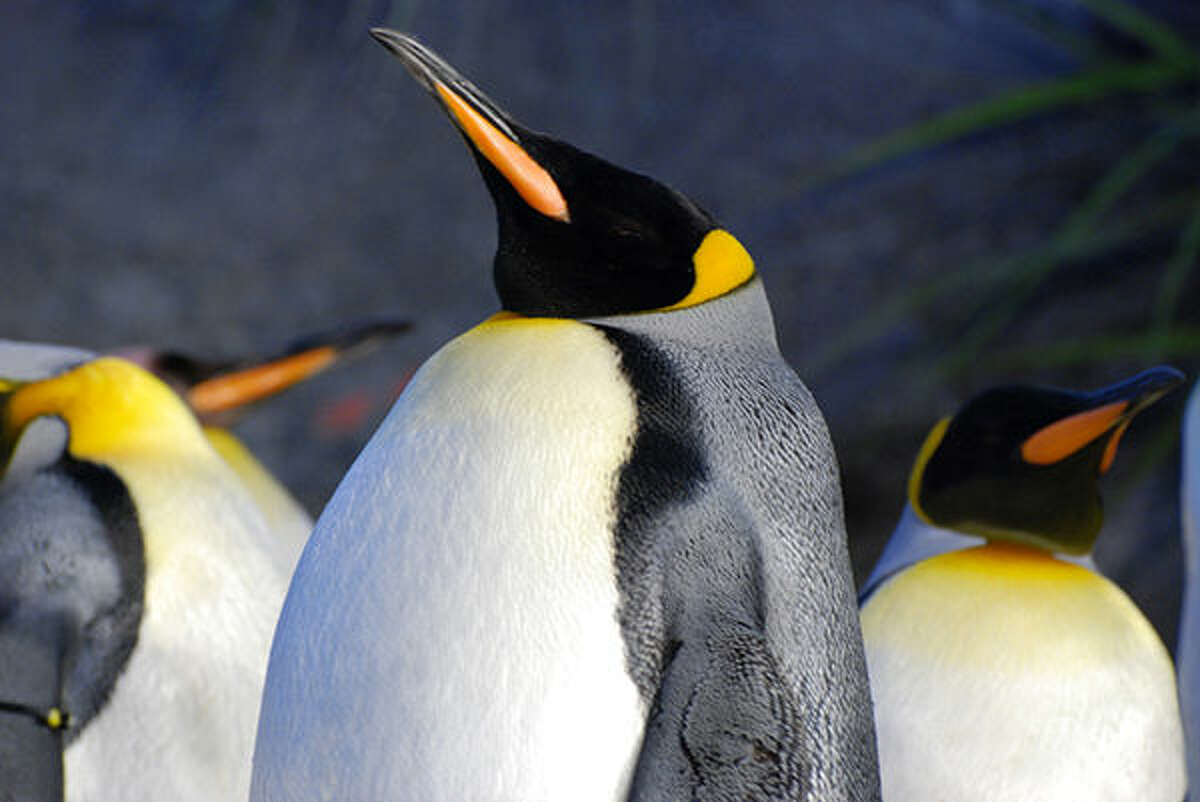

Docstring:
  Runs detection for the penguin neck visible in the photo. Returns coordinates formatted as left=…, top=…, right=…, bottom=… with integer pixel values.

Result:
left=76, top=437, right=266, bottom=573
left=584, top=276, right=780, bottom=354
left=874, top=503, right=1099, bottom=586
left=959, top=541, right=1080, bottom=577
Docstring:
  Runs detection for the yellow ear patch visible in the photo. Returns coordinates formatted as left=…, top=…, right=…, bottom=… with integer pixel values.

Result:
left=908, top=416, right=951, bottom=524
left=435, top=82, right=570, bottom=223
left=1020, top=400, right=1128, bottom=465
left=659, top=229, right=755, bottom=311
left=4, top=357, right=208, bottom=461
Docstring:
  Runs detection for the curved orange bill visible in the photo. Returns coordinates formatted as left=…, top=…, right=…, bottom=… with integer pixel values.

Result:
left=433, top=83, right=569, bottom=222
left=187, top=346, right=338, bottom=416
left=369, top=28, right=569, bottom=223
left=1020, top=400, right=1129, bottom=466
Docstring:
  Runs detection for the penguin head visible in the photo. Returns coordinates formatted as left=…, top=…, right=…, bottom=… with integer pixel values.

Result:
left=907, top=366, right=1184, bottom=554
left=0, top=357, right=210, bottom=469
left=370, top=29, right=755, bottom=318
left=117, top=320, right=410, bottom=427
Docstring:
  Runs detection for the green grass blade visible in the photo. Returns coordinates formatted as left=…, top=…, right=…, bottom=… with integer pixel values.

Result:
left=985, top=327, right=1200, bottom=370
left=936, top=110, right=1200, bottom=374
left=1151, top=195, right=1200, bottom=339
left=986, top=0, right=1119, bottom=65
left=804, top=189, right=1200, bottom=377
left=1077, top=0, right=1200, bottom=72
left=807, top=61, right=1191, bottom=187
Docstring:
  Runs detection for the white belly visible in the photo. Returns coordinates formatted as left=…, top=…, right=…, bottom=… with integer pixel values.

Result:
left=66, top=458, right=286, bottom=802
left=862, top=545, right=1186, bottom=802
left=252, top=316, right=647, bottom=801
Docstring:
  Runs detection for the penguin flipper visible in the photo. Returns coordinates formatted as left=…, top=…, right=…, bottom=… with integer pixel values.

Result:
left=0, top=466, right=140, bottom=801
left=0, top=472, right=82, bottom=802
left=0, top=610, right=67, bottom=802
left=627, top=625, right=811, bottom=801
left=1180, top=380, right=1200, bottom=793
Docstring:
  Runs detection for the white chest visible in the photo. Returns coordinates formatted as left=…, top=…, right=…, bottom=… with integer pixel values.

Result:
left=66, top=458, right=287, bottom=802
left=253, top=317, right=648, bottom=801
left=862, top=547, right=1186, bottom=802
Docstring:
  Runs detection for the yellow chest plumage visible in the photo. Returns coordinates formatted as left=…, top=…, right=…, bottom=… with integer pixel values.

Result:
left=861, top=544, right=1186, bottom=802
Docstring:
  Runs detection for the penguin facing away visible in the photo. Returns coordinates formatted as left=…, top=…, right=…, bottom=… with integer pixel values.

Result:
left=0, top=355, right=292, bottom=802
left=250, top=30, right=879, bottom=801
left=119, top=319, right=412, bottom=569
left=861, top=367, right=1187, bottom=801
left=1181, top=379, right=1200, bottom=792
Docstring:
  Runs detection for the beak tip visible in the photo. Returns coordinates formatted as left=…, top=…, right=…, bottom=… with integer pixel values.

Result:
left=368, top=27, right=397, bottom=46
left=1143, top=364, right=1187, bottom=401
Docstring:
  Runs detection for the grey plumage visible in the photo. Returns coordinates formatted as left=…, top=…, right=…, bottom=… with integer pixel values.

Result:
left=0, top=341, right=104, bottom=802
left=591, top=279, right=877, bottom=800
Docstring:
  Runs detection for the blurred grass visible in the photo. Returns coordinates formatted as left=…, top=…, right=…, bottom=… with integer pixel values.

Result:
left=810, top=0, right=1200, bottom=379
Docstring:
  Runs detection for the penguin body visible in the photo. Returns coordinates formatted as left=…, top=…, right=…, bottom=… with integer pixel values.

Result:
left=1180, top=379, right=1199, bottom=789
left=864, top=544, right=1182, bottom=801
left=251, top=30, right=878, bottom=801
left=0, top=356, right=290, bottom=801
left=199, top=426, right=310, bottom=566
left=121, top=319, right=411, bottom=563
left=258, top=316, right=645, bottom=800
left=255, top=281, right=873, bottom=801
left=861, top=369, right=1187, bottom=801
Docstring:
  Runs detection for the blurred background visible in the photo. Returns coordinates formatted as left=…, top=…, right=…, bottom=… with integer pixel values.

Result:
left=3, top=0, right=1199, bottom=647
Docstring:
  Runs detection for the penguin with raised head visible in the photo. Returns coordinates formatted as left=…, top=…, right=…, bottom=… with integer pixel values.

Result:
left=0, top=354, right=291, bottom=802
left=1181, top=379, right=1200, bottom=792
left=251, top=30, right=879, bottom=801
left=861, top=367, right=1187, bottom=801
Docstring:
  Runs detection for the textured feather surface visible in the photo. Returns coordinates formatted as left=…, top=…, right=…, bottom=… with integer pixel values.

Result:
left=594, top=280, right=877, bottom=801
left=863, top=546, right=1186, bottom=801
left=0, top=347, right=292, bottom=802
left=253, top=315, right=646, bottom=801
left=64, top=448, right=288, bottom=802
left=253, top=279, right=879, bottom=801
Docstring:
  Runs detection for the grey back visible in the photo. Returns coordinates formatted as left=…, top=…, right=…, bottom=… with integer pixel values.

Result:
left=590, top=278, right=880, bottom=800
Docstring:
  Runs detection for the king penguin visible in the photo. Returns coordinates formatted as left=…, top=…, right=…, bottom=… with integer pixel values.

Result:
left=1180, top=378, right=1200, bottom=792
left=0, top=353, right=293, bottom=802
left=121, top=319, right=412, bottom=567
left=860, top=367, right=1187, bottom=801
left=250, top=30, right=879, bottom=801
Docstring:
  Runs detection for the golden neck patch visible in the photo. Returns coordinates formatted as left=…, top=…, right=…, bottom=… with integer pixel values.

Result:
left=658, top=229, right=755, bottom=311
left=908, top=416, right=951, bottom=524
left=4, top=357, right=210, bottom=462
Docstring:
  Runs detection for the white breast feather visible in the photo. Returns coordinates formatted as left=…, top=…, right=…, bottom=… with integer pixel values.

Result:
left=862, top=555, right=1186, bottom=802
left=252, top=319, right=647, bottom=801
left=65, top=454, right=288, bottom=802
